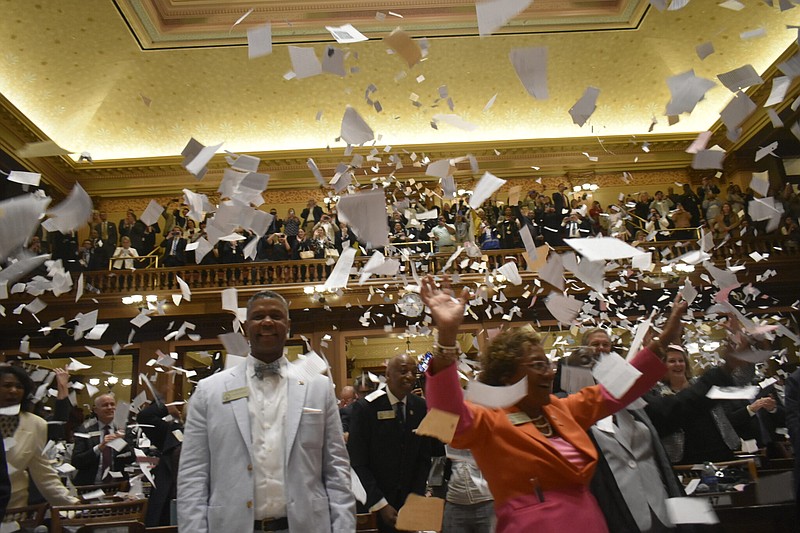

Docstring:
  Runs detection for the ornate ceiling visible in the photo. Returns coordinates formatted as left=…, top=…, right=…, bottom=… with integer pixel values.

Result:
left=0, top=0, right=798, bottom=195
left=115, top=0, right=649, bottom=48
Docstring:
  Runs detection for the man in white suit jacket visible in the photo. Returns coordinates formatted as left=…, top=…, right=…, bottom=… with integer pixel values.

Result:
left=177, top=291, right=355, bottom=532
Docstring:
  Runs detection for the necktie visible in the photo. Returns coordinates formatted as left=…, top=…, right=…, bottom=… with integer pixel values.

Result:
left=711, top=404, right=741, bottom=450
left=101, top=426, right=113, bottom=480
left=395, top=401, right=405, bottom=427
left=253, top=360, right=282, bottom=379
left=171, top=239, right=177, bottom=255
left=101, top=222, right=108, bottom=240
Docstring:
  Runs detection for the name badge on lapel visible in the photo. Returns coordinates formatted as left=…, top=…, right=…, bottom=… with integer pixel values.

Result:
left=222, top=387, right=249, bottom=403
left=377, top=410, right=396, bottom=420
left=507, top=412, right=532, bottom=426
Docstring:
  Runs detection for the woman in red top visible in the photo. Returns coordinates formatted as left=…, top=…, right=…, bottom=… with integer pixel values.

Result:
left=420, top=276, right=687, bottom=533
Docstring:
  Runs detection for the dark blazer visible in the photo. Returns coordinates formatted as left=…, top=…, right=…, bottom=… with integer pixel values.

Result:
left=94, top=221, right=118, bottom=248
left=347, top=393, right=432, bottom=514
left=301, top=205, right=324, bottom=227
left=784, top=368, right=800, bottom=510
left=334, top=229, right=358, bottom=253
left=137, top=401, right=182, bottom=527
left=71, top=419, right=135, bottom=486
left=339, top=403, right=354, bottom=434
left=553, top=191, right=570, bottom=215
left=160, top=237, right=187, bottom=267
left=645, top=366, right=750, bottom=465
left=0, top=438, right=9, bottom=522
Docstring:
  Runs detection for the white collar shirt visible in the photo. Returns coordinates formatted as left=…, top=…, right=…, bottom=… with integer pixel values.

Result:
left=385, top=388, right=406, bottom=418
left=246, top=355, right=288, bottom=520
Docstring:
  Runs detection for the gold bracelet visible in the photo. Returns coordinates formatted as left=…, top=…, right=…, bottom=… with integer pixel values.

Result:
left=433, top=342, right=461, bottom=363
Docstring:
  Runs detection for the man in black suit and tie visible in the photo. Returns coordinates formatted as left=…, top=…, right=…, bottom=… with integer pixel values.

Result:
left=94, top=211, right=118, bottom=250
left=553, top=183, right=571, bottom=216
left=348, top=354, right=432, bottom=532
left=160, top=226, right=187, bottom=267
left=71, top=394, right=134, bottom=485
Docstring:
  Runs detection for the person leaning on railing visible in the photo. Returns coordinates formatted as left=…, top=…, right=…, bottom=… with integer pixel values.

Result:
left=111, top=236, right=139, bottom=269
left=668, top=203, right=693, bottom=240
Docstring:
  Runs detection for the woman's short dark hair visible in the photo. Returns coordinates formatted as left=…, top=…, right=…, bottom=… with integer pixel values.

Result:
left=479, top=328, right=542, bottom=386
left=0, top=364, right=34, bottom=412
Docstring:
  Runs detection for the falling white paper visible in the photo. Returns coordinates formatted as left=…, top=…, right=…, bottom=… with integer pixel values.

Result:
left=43, top=184, right=93, bottom=234
left=476, top=0, right=532, bottom=36
left=592, top=352, right=643, bottom=400
left=340, top=106, right=375, bottom=145
left=749, top=171, right=770, bottom=197
left=468, top=172, right=507, bottom=209
left=564, top=237, right=647, bottom=262
left=7, top=171, right=41, bottom=186
left=221, top=287, right=238, bottom=312
left=569, top=87, right=600, bottom=126
left=288, top=46, right=323, bottom=79
left=544, top=293, right=581, bottom=325
left=337, top=189, right=390, bottom=247
left=323, top=247, right=358, bottom=290
left=247, top=23, right=272, bottom=59
left=706, top=385, right=759, bottom=400
left=139, top=199, right=164, bottom=227
left=325, top=23, right=368, bottom=43
left=666, top=498, right=719, bottom=525
left=509, top=46, right=548, bottom=99
left=465, top=376, right=527, bottom=408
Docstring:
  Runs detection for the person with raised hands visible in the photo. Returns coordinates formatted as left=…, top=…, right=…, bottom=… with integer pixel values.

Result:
left=419, top=275, right=688, bottom=533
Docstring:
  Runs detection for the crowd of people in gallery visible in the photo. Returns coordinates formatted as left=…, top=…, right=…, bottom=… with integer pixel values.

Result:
left=24, top=177, right=800, bottom=273
left=0, top=282, right=797, bottom=532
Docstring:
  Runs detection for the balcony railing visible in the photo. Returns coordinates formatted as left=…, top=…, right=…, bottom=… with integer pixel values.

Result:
left=78, top=235, right=799, bottom=295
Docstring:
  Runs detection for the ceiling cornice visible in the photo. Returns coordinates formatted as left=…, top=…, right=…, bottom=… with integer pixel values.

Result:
left=710, top=42, right=800, bottom=153
left=0, top=86, right=697, bottom=197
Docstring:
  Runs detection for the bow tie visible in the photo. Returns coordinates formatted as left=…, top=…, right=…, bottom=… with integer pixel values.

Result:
left=253, top=360, right=282, bottom=379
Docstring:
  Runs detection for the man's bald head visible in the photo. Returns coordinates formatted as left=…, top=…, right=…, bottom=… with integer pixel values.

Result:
left=386, top=354, right=416, bottom=400
left=339, top=386, right=356, bottom=408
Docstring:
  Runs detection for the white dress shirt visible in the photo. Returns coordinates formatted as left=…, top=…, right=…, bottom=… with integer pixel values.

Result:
left=246, top=355, right=288, bottom=520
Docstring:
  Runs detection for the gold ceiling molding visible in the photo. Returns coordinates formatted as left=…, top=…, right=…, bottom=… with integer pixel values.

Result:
left=115, top=0, right=647, bottom=49
left=710, top=42, right=800, bottom=153
left=1, top=0, right=796, bottom=164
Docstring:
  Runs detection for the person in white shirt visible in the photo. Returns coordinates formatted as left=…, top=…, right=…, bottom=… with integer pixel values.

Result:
left=431, top=216, right=457, bottom=252
left=111, top=236, right=139, bottom=269
left=178, top=291, right=354, bottom=532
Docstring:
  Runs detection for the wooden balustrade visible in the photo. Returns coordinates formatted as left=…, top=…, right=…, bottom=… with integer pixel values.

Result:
left=77, top=235, right=800, bottom=295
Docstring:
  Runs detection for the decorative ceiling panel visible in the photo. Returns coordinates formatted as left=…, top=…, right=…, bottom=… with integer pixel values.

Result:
left=0, top=0, right=795, bottom=173
left=115, top=0, right=647, bottom=49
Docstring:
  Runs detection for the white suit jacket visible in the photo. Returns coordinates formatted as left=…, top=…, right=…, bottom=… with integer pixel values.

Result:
left=8, top=412, right=77, bottom=508
left=177, top=361, right=355, bottom=532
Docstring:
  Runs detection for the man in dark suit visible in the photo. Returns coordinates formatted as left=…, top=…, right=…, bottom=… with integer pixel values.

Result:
left=552, top=183, right=571, bottom=216
left=784, top=367, right=800, bottom=517
left=301, top=199, right=324, bottom=232
left=137, top=392, right=183, bottom=526
left=160, top=226, right=187, bottom=267
left=71, top=393, right=134, bottom=485
left=94, top=211, right=118, bottom=249
left=348, top=354, right=432, bottom=533
left=340, top=375, right=378, bottom=435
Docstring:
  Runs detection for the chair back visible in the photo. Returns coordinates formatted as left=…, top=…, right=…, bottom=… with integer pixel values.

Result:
left=2, top=502, right=48, bottom=528
left=77, top=480, right=130, bottom=501
left=51, top=500, right=148, bottom=533
left=75, top=521, right=146, bottom=533
left=356, top=512, right=379, bottom=532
